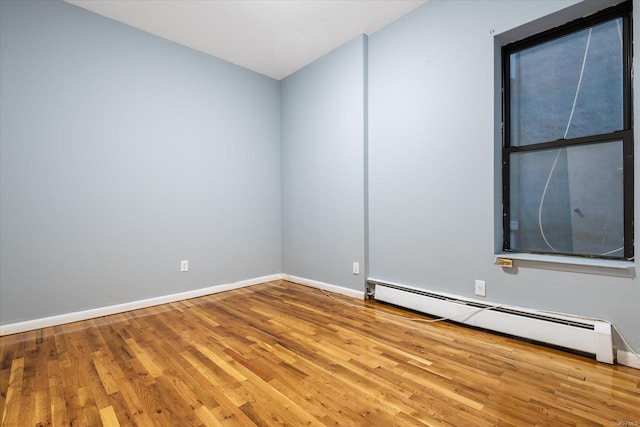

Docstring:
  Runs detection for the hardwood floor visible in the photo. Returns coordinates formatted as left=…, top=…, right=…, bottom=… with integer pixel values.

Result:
left=1, top=280, right=639, bottom=426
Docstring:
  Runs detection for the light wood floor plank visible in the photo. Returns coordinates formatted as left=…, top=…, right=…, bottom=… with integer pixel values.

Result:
left=99, top=405, right=121, bottom=427
left=1, top=280, right=639, bottom=426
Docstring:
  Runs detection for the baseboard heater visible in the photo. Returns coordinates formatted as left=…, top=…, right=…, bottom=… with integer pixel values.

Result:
left=368, top=280, right=614, bottom=364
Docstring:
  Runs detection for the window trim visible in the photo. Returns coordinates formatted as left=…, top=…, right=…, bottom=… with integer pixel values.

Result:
left=501, top=0, right=634, bottom=260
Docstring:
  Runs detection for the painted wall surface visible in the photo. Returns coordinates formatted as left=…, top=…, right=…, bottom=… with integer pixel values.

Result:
left=0, top=0, right=281, bottom=324
left=2, top=0, right=638, bottom=356
left=368, top=0, right=640, bottom=351
left=281, top=36, right=366, bottom=292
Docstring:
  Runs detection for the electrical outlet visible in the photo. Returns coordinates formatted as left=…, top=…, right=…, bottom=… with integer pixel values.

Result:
left=353, top=262, right=360, bottom=275
left=180, top=260, right=189, bottom=272
left=475, top=280, right=486, bottom=297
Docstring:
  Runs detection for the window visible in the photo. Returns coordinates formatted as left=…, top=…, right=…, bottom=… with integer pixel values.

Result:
left=502, top=1, right=633, bottom=260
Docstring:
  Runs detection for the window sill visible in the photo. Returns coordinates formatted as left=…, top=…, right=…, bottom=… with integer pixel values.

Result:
left=495, top=253, right=635, bottom=277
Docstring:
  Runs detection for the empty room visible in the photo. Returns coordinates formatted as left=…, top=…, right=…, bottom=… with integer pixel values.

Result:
left=1, top=0, right=639, bottom=425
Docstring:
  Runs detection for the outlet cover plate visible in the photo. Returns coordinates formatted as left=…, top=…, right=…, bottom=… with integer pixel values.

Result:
left=353, top=262, right=360, bottom=275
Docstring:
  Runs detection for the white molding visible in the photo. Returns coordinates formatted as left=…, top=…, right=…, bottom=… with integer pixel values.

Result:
left=617, top=349, right=640, bottom=370
left=0, top=274, right=283, bottom=336
left=494, top=253, right=634, bottom=271
left=4, top=273, right=638, bottom=369
left=282, top=274, right=364, bottom=299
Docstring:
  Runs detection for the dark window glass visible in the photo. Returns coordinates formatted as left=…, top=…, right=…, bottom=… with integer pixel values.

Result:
left=509, top=141, right=623, bottom=256
left=503, top=2, right=632, bottom=259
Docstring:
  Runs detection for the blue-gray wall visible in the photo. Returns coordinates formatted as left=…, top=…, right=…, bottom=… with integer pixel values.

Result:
left=2, top=0, right=638, bottom=355
left=281, top=36, right=367, bottom=292
left=0, top=0, right=281, bottom=324
left=368, top=0, right=639, bottom=351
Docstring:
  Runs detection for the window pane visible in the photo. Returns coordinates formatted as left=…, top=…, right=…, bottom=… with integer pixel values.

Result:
left=509, top=141, right=623, bottom=257
left=509, top=18, right=623, bottom=147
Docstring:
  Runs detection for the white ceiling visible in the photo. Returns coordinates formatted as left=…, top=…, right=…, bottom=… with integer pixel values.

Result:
left=64, top=0, right=427, bottom=80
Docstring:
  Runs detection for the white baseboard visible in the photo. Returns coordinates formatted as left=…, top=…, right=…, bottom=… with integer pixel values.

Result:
left=282, top=274, right=364, bottom=299
left=4, top=273, right=638, bottom=369
left=617, top=349, right=640, bottom=369
left=0, top=274, right=283, bottom=336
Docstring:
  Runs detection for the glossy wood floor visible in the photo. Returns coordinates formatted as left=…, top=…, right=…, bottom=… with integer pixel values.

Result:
left=1, top=280, right=639, bottom=426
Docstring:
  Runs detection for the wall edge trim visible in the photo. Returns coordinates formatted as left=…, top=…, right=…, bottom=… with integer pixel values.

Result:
left=0, top=274, right=284, bottom=336
left=617, top=349, right=640, bottom=369
left=282, top=274, right=364, bottom=299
